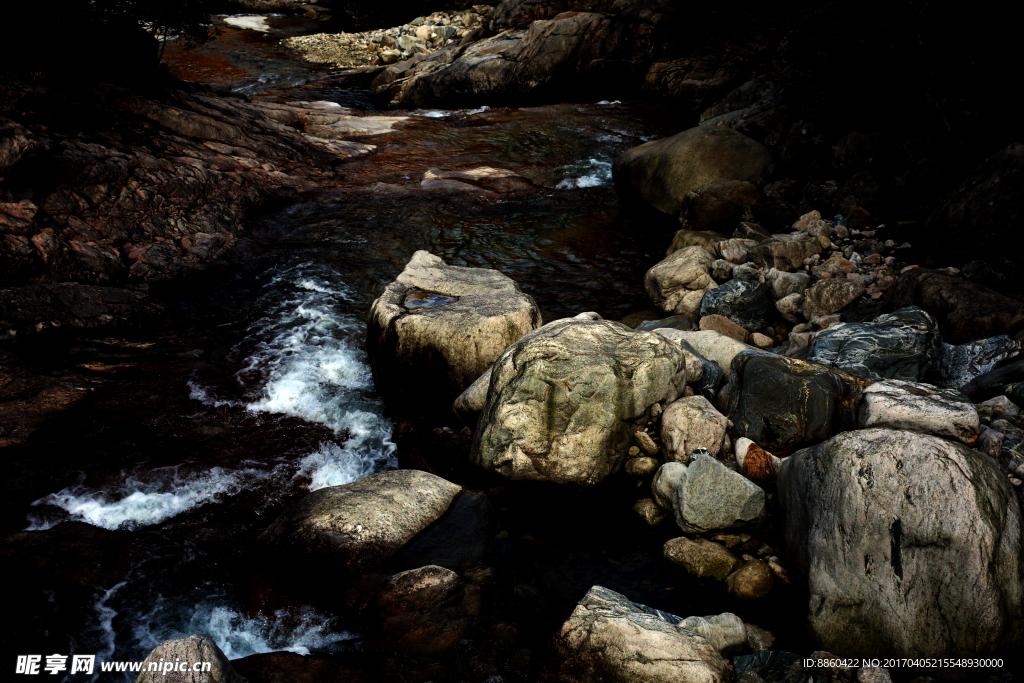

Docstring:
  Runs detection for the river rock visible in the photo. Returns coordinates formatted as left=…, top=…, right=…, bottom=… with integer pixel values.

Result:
left=766, top=269, right=810, bottom=299
left=472, top=318, right=688, bottom=485
left=778, top=429, right=1024, bottom=663
left=776, top=292, right=804, bottom=323
left=658, top=454, right=766, bottom=534
left=926, top=335, right=1021, bottom=391
left=802, top=279, right=865, bottom=319
left=664, top=536, right=739, bottom=580
left=699, top=279, right=775, bottom=331
left=711, top=259, right=734, bottom=282
left=750, top=237, right=821, bottom=271
left=260, top=469, right=462, bottom=573
left=634, top=498, right=667, bottom=526
left=136, top=635, right=244, bottom=683
left=613, top=126, right=772, bottom=216
left=961, top=357, right=1024, bottom=402
left=727, top=350, right=865, bottom=453
left=858, top=380, right=980, bottom=445
left=554, top=585, right=731, bottom=683
left=365, top=565, right=480, bottom=655
left=699, top=314, right=748, bottom=342
left=887, top=268, right=1024, bottom=343
left=645, top=246, right=716, bottom=319
left=725, top=560, right=774, bottom=600
left=666, top=229, right=727, bottom=257
left=806, top=307, right=942, bottom=382
left=718, top=238, right=758, bottom=264
left=977, top=395, right=1020, bottom=422
left=680, top=180, right=760, bottom=234
left=367, top=250, right=541, bottom=413
left=656, top=329, right=755, bottom=375
left=660, top=395, right=729, bottom=461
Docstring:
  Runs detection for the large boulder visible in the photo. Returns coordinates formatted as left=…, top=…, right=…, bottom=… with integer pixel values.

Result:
left=136, top=635, right=244, bottom=683
left=472, top=318, right=688, bottom=485
left=644, top=246, right=716, bottom=319
left=727, top=350, right=865, bottom=453
left=779, top=429, right=1024, bottom=665
left=806, top=307, right=943, bottom=382
left=858, top=380, right=979, bottom=446
left=367, top=250, right=541, bottom=414
left=260, top=470, right=462, bottom=573
left=886, top=268, right=1024, bottom=343
left=679, top=180, right=760, bottom=234
left=554, top=585, right=733, bottom=683
left=653, top=455, right=767, bottom=534
left=613, top=126, right=772, bottom=216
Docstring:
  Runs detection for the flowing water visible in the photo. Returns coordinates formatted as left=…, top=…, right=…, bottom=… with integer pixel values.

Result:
left=4, top=15, right=1013, bottom=683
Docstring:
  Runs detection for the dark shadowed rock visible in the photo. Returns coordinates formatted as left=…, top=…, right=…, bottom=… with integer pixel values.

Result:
left=260, top=470, right=462, bottom=573
left=779, top=429, right=1024, bottom=667
left=886, top=269, right=1024, bottom=343
left=666, top=229, right=728, bottom=257
left=232, top=651, right=380, bottom=683
left=699, top=279, right=775, bottom=332
left=926, top=335, right=1021, bottom=391
left=680, top=180, right=760, bottom=234
left=613, top=126, right=771, bottom=216
left=802, top=279, right=866, bottom=319
left=807, top=307, right=943, bottom=382
left=727, top=350, right=865, bottom=453
left=749, top=237, right=821, bottom=272
left=664, top=536, right=739, bottom=581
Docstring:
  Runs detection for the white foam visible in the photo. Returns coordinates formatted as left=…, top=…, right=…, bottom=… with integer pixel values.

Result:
left=297, top=439, right=394, bottom=491
left=556, top=157, right=613, bottom=189
left=596, top=100, right=622, bottom=105
left=26, top=466, right=272, bottom=531
left=221, top=15, right=273, bottom=32
left=415, top=110, right=452, bottom=118
left=188, top=380, right=241, bottom=409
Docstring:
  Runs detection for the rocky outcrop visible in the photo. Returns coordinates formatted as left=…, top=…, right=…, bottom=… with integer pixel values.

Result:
left=613, top=126, right=771, bottom=216
left=367, top=250, right=541, bottom=414
left=554, top=585, right=732, bottom=683
left=1, top=87, right=397, bottom=338
left=260, top=469, right=462, bottom=573
left=779, top=429, right=1024, bottom=665
left=136, top=635, right=245, bottom=683
left=472, top=317, right=688, bottom=485
left=727, top=350, right=865, bottom=453
left=886, top=269, right=1024, bottom=344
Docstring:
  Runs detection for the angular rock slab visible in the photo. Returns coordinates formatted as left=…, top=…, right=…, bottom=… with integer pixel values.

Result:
left=367, top=250, right=541, bottom=413
left=473, top=318, right=687, bottom=485
left=644, top=246, right=716, bottom=319
left=727, top=350, right=865, bottom=453
left=260, top=469, right=462, bottom=573
left=136, top=635, right=244, bottom=683
left=613, top=126, right=772, bottom=216
left=858, top=380, right=979, bottom=446
left=661, top=395, right=729, bottom=461
left=554, top=585, right=731, bottom=683
left=655, top=455, right=766, bottom=534
left=699, top=279, right=775, bottom=331
left=807, top=306, right=942, bottom=382
left=778, top=429, right=1024, bottom=663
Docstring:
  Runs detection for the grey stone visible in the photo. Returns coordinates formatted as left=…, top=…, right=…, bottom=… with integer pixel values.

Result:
left=473, top=318, right=688, bottom=485
left=651, top=461, right=687, bottom=510
left=711, top=259, right=734, bottom=282
left=663, top=454, right=766, bottom=534
left=766, top=268, right=810, bottom=299
left=778, top=429, right=1024, bottom=661
left=367, top=250, right=541, bottom=413
left=554, top=585, right=731, bottom=683
left=807, top=306, right=942, bottom=382
left=644, top=246, right=716, bottom=319
left=260, top=469, right=462, bottom=573
left=699, top=279, right=775, bottom=331
left=927, top=335, right=1021, bottom=391
left=136, top=635, right=244, bottom=683
left=976, top=395, right=1020, bottom=422
left=660, top=395, right=729, bottom=461
left=858, top=379, right=980, bottom=446
left=679, top=613, right=747, bottom=655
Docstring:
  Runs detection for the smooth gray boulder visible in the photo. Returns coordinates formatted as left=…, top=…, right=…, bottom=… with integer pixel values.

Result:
left=136, top=635, right=244, bottom=683
left=858, top=380, right=979, bottom=446
left=472, top=318, right=688, bottom=485
left=660, top=395, right=729, bottom=461
left=554, top=585, right=732, bottom=683
left=367, top=250, right=541, bottom=413
left=656, top=454, right=766, bottom=534
left=260, top=469, right=461, bottom=573
left=613, top=126, right=772, bottom=216
left=644, top=246, right=716, bottom=319
left=778, top=429, right=1024, bottom=664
